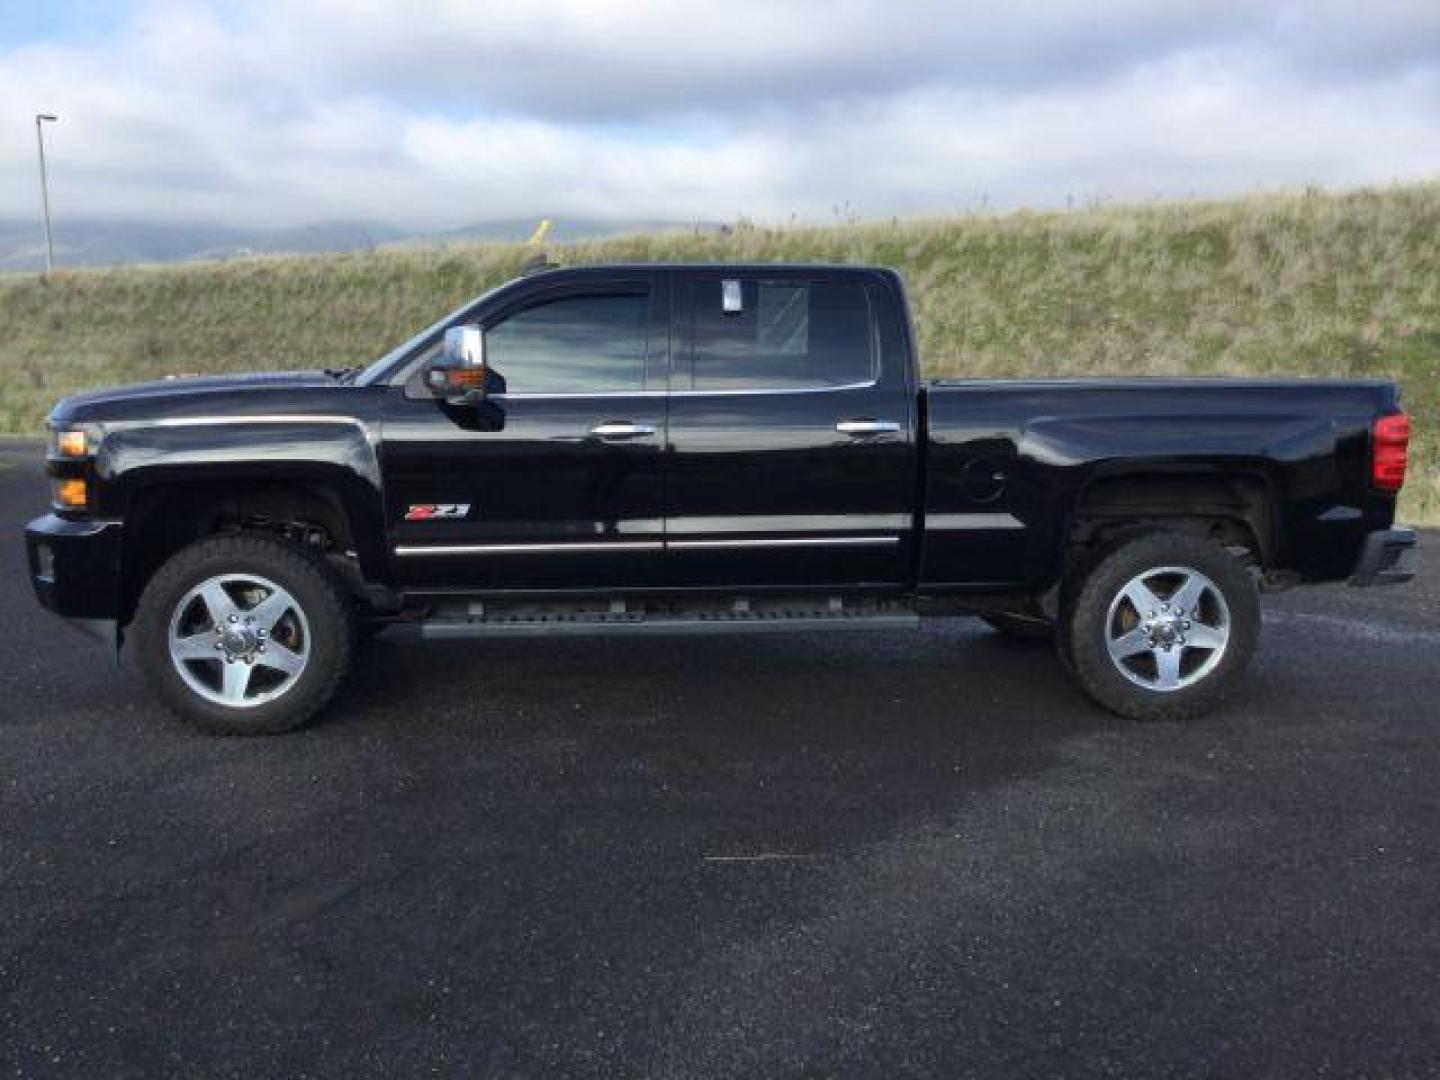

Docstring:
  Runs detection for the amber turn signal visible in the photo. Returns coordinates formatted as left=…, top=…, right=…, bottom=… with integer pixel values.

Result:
left=53, top=478, right=88, bottom=510
left=446, top=367, right=487, bottom=389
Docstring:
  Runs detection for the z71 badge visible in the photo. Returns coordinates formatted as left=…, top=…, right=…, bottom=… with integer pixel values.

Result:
left=405, top=504, right=471, bottom=521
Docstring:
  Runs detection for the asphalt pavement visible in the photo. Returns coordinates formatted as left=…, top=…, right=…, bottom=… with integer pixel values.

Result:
left=2, top=438, right=1437, bottom=1079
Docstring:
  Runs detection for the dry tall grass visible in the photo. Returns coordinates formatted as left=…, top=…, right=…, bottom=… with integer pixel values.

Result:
left=1, top=183, right=1435, bottom=519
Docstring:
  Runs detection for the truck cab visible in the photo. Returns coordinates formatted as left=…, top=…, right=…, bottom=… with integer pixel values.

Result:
left=379, top=265, right=918, bottom=593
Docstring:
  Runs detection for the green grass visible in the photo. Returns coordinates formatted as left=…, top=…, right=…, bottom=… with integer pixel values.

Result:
left=2, top=183, right=1436, bottom=520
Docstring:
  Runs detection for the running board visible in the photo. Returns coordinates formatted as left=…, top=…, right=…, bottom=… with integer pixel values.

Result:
left=420, top=606, right=920, bottom=639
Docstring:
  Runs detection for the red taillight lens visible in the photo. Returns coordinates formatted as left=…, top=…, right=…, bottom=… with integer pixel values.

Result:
left=1372, top=412, right=1410, bottom=493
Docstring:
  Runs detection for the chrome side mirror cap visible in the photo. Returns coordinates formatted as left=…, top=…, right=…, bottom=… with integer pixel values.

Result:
left=442, top=325, right=484, bottom=368
left=425, top=326, right=488, bottom=403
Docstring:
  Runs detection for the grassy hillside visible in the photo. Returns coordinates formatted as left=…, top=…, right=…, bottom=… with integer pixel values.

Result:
left=1, top=183, right=1436, bottom=520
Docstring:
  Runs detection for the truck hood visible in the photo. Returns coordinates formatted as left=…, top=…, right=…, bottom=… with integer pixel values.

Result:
left=50, top=369, right=342, bottom=423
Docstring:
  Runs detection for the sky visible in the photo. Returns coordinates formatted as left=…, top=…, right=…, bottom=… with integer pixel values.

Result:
left=1, top=0, right=1438, bottom=230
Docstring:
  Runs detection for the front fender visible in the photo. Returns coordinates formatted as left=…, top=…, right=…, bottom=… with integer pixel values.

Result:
left=93, top=417, right=390, bottom=582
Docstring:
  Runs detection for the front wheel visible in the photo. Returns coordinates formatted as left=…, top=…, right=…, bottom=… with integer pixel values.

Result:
left=1057, top=531, right=1260, bottom=721
left=132, top=533, right=356, bottom=735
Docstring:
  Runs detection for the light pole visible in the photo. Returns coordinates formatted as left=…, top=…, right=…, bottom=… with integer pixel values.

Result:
left=35, top=113, right=58, bottom=273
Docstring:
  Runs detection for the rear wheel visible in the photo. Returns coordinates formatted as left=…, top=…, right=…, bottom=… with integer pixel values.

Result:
left=133, top=533, right=355, bottom=734
left=1057, top=531, right=1259, bottom=721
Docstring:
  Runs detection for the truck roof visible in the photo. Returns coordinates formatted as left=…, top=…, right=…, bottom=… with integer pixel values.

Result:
left=519, top=262, right=896, bottom=277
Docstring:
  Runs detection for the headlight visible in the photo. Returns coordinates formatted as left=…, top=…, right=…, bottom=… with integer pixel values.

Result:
left=46, top=423, right=102, bottom=512
left=48, top=424, right=101, bottom=459
left=55, top=430, right=88, bottom=457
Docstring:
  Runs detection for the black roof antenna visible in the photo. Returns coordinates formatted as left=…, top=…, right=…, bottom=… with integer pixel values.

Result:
left=521, top=251, right=559, bottom=275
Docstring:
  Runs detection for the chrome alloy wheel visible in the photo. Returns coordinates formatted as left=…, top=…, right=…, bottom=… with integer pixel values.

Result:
left=167, top=573, right=311, bottom=708
left=1104, top=565, right=1230, bottom=693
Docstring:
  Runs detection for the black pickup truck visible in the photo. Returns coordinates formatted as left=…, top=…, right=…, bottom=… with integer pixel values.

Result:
left=26, top=264, right=1416, bottom=733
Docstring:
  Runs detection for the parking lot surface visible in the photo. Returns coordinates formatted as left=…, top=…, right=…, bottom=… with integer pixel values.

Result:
left=2, top=439, right=1437, bottom=1078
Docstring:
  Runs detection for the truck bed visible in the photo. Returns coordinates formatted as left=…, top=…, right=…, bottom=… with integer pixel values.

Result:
left=918, top=376, right=1401, bottom=587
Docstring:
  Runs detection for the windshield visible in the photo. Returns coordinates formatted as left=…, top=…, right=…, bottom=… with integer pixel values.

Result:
left=353, top=282, right=507, bottom=386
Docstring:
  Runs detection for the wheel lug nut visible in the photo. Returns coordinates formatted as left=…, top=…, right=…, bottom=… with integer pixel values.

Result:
left=228, top=614, right=238, bottom=623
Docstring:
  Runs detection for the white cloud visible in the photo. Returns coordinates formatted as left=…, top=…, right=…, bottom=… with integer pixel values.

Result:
left=0, top=0, right=1436, bottom=229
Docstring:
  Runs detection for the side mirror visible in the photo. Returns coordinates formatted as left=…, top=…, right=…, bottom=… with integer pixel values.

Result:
left=425, top=326, right=487, bottom=404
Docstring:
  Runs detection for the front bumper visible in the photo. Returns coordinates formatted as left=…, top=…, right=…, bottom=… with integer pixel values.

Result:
left=1347, top=527, right=1418, bottom=587
left=25, top=514, right=124, bottom=635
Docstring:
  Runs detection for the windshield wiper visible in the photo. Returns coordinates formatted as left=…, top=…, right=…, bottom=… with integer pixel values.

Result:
left=324, top=365, right=363, bottom=383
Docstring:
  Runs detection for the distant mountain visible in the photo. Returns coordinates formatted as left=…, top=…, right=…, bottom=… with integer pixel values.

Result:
left=0, top=218, right=408, bottom=273
left=407, top=217, right=719, bottom=247
left=0, top=216, right=719, bottom=272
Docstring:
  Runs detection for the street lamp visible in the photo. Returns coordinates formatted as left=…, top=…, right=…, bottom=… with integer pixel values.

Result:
left=35, top=113, right=58, bottom=273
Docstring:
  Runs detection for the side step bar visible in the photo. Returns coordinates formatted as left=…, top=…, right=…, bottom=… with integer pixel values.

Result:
left=420, top=607, right=921, bottom=640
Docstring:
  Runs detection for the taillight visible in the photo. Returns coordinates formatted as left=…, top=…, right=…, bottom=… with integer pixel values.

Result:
left=1372, top=412, right=1410, bottom=493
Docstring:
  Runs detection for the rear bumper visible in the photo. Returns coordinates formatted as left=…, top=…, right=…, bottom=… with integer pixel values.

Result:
left=25, top=514, right=124, bottom=635
left=1347, top=527, right=1417, bottom=587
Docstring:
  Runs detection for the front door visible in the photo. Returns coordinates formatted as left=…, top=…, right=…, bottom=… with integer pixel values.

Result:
left=379, top=273, right=669, bottom=590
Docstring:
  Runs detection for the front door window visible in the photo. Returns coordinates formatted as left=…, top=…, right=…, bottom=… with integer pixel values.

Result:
left=486, top=292, right=650, bottom=394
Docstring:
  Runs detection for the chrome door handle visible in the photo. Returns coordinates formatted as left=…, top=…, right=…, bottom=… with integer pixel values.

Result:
left=589, top=422, right=657, bottom=439
left=836, top=419, right=901, bottom=436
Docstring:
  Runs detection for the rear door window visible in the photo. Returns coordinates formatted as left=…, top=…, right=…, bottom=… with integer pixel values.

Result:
left=687, top=279, right=873, bottom=391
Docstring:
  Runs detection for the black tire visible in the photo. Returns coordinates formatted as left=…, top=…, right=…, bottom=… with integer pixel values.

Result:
left=132, top=533, right=356, bottom=735
left=980, top=612, right=1054, bottom=640
left=1056, top=530, right=1260, bottom=722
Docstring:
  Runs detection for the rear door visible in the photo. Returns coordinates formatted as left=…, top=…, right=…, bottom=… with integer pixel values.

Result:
left=664, top=268, right=917, bottom=589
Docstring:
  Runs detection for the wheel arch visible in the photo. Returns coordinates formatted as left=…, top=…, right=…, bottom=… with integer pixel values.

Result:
left=117, top=469, right=388, bottom=625
left=1065, top=468, right=1278, bottom=570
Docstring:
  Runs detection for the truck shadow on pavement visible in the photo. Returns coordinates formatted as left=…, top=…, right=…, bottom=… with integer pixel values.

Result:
left=324, top=621, right=1121, bottom=857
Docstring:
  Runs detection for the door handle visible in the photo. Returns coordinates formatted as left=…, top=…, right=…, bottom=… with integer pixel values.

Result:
left=836, top=419, right=901, bottom=436
left=589, top=422, right=657, bottom=439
